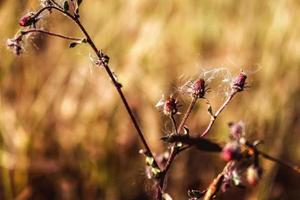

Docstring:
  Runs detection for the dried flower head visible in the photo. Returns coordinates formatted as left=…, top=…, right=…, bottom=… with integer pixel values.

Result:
left=232, top=71, right=247, bottom=92
left=156, top=95, right=180, bottom=116
left=180, top=78, right=207, bottom=98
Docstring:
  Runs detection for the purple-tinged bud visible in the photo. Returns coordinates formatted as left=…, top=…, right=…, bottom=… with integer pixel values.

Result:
left=232, top=71, right=247, bottom=92
left=246, top=165, right=263, bottom=186
left=192, top=78, right=206, bottom=98
left=163, top=97, right=178, bottom=115
left=221, top=142, right=241, bottom=161
left=180, top=77, right=207, bottom=98
left=156, top=95, right=180, bottom=116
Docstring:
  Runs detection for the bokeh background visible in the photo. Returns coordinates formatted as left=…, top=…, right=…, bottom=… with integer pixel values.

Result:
left=1, top=0, right=300, bottom=199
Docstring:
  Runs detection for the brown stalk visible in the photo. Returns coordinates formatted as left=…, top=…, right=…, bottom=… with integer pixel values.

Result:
left=17, top=29, right=82, bottom=41
left=24, top=2, right=160, bottom=169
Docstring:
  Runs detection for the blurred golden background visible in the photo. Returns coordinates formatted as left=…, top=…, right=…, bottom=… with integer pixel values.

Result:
left=1, top=0, right=300, bottom=199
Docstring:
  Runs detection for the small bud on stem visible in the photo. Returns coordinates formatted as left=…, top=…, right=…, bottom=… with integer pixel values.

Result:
left=232, top=71, right=247, bottom=92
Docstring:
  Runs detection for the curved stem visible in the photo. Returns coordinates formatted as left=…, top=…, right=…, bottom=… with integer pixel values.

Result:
left=19, top=29, right=82, bottom=41
left=49, top=0, right=63, bottom=9
left=71, top=13, right=159, bottom=167
left=31, top=3, right=160, bottom=168
left=34, top=6, right=77, bottom=22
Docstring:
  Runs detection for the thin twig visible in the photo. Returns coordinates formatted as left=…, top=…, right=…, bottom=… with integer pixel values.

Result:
left=257, top=150, right=300, bottom=173
left=31, top=4, right=160, bottom=168
left=170, top=115, right=178, bottom=135
left=201, top=90, right=237, bottom=137
left=18, top=29, right=82, bottom=41
left=73, top=15, right=159, bottom=167
left=242, top=141, right=300, bottom=174
left=177, top=97, right=198, bottom=134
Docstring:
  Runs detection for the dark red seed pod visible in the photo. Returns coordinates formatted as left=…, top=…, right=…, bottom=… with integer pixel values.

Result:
left=19, top=14, right=34, bottom=27
left=164, top=97, right=178, bottom=115
left=232, top=72, right=247, bottom=92
left=163, top=97, right=178, bottom=115
left=192, top=78, right=206, bottom=98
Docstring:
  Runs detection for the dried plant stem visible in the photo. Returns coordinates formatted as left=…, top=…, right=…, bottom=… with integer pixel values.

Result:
left=170, top=115, right=178, bottom=135
left=73, top=15, right=158, bottom=166
left=31, top=4, right=160, bottom=169
left=177, top=97, right=198, bottom=134
left=201, top=90, right=237, bottom=137
left=258, top=150, right=300, bottom=173
left=18, top=29, right=82, bottom=41
left=159, top=91, right=238, bottom=194
left=203, top=161, right=233, bottom=200
left=244, top=142, right=300, bottom=173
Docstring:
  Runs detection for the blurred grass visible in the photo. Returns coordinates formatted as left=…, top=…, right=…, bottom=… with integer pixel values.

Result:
left=1, top=0, right=300, bottom=199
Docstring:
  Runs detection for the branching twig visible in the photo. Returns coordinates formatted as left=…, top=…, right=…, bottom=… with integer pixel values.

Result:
left=10, top=2, right=300, bottom=200
left=201, top=90, right=237, bottom=137
left=18, top=29, right=82, bottom=41
left=17, top=2, right=160, bottom=170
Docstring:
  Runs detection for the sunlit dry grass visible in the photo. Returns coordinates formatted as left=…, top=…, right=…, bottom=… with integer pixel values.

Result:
left=1, top=0, right=300, bottom=199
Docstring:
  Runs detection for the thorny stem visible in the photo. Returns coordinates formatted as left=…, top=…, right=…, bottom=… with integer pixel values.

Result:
left=18, top=29, right=82, bottom=41
left=201, top=90, right=237, bottom=137
left=30, top=3, right=160, bottom=168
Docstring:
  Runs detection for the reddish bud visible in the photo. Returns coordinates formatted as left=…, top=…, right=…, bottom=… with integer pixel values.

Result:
left=156, top=95, right=180, bottom=116
left=163, top=97, right=178, bottom=115
left=232, top=71, right=247, bottom=91
left=221, top=142, right=241, bottom=161
left=19, top=13, right=35, bottom=27
left=192, top=78, right=206, bottom=98
left=246, top=165, right=262, bottom=186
